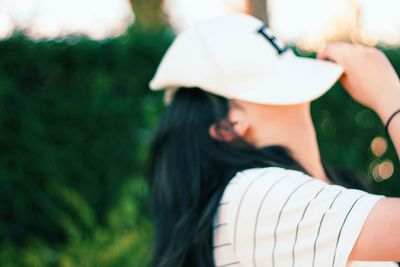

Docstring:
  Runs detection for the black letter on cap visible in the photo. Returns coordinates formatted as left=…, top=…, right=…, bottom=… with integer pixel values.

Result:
left=257, top=25, right=289, bottom=55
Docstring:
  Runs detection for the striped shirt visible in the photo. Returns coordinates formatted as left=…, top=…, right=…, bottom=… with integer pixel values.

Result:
left=213, top=167, right=398, bottom=267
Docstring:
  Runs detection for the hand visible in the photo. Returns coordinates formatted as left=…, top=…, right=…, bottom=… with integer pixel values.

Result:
left=317, top=43, right=400, bottom=124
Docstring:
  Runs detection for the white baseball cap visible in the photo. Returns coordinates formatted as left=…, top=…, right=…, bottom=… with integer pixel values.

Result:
left=149, top=12, right=344, bottom=105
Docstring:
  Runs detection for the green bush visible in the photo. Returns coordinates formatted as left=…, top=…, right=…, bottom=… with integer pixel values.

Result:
left=0, top=177, right=152, bottom=267
left=0, top=26, right=173, bottom=246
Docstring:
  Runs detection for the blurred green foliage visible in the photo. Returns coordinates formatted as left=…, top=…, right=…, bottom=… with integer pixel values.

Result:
left=0, top=25, right=173, bottom=266
left=0, top=178, right=153, bottom=267
left=0, top=24, right=399, bottom=266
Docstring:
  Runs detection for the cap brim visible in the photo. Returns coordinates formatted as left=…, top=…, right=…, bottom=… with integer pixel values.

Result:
left=230, top=53, right=344, bottom=105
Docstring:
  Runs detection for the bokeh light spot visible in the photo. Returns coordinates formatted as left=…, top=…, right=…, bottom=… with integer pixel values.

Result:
left=319, top=117, right=337, bottom=138
left=371, top=159, right=394, bottom=182
left=370, top=136, right=388, bottom=157
left=356, top=109, right=376, bottom=129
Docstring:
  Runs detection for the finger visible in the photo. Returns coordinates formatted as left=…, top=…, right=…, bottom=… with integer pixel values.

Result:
left=317, top=44, right=328, bottom=60
left=318, top=43, right=351, bottom=65
left=317, top=44, right=336, bottom=62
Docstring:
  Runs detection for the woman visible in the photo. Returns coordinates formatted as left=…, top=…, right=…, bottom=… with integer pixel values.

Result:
left=147, top=13, right=400, bottom=267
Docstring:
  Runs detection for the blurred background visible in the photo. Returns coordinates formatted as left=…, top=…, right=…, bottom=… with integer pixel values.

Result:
left=0, top=0, right=399, bottom=266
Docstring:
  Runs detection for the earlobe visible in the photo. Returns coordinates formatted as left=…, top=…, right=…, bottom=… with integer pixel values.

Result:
left=208, top=120, right=237, bottom=142
left=208, top=119, right=249, bottom=142
left=209, top=101, right=250, bottom=142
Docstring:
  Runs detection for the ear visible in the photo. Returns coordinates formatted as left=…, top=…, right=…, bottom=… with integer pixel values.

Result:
left=208, top=108, right=250, bottom=142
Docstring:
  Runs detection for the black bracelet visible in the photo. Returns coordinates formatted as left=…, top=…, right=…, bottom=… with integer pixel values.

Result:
left=385, top=108, right=400, bottom=137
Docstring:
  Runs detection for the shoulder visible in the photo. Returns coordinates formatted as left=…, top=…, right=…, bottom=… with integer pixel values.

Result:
left=216, top=166, right=386, bottom=267
left=223, top=166, right=329, bottom=205
left=222, top=166, right=385, bottom=228
left=223, top=166, right=382, bottom=204
left=228, top=166, right=323, bottom=187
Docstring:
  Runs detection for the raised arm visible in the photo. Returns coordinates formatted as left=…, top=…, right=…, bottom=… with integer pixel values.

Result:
left=318, top=43, right=400, bottom=261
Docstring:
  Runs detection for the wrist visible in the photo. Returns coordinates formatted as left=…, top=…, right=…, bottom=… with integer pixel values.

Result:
left=375, top=99, right=400, bottom=125
left=385, top=109, right=400, bottom=136
left=378, top=108, right=399, bottom=126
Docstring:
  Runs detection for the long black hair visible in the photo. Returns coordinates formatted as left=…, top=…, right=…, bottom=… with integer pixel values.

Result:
left=147, top=87, right=369, bottom=267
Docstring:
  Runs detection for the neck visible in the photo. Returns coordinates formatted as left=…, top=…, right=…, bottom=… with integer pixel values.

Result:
left=245, top=103, right=330, bottom=183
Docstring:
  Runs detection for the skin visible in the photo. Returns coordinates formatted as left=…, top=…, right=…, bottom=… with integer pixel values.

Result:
left=209, top=43, right=400, bottom=261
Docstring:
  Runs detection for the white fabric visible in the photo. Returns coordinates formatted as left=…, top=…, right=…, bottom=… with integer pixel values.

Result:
left=149, top=12, right=344, bottom=105
left=213, top=167, right=397, bottom=267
